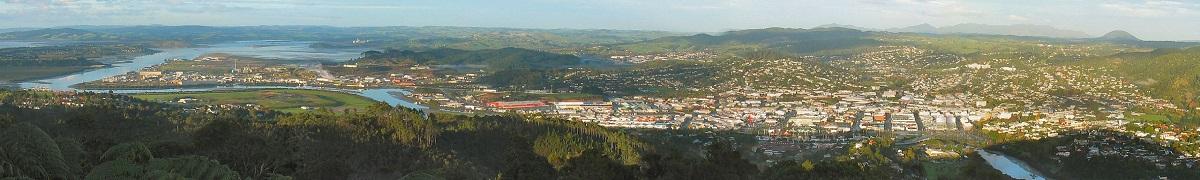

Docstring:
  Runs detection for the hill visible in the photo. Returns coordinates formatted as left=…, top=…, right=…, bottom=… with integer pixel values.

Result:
left=0, top=28, right=36, bottom=33
left=0, top=90, right=654, bottom=179
left=0, top=89, right=914, bottom=179
left=1096, top=30, right=1142, bottom=41
left=1082, top=47, right=1200, bottom=112
left=575, top=27, right=1199, bottom=118
left=0, top=44, right=157, bottom=66
left=352, top=47, right=581, bottom=70
left=0, top=28, right=121, bottom=41
left=1086, top=31, right=1197, bottom=49
left=0, top=44, right=159, bottom=82
left=813, top=24, right=880, bottom=31
left=889, top=23, right=939, bottom=34
left=618, top=27, right=880, bottom=55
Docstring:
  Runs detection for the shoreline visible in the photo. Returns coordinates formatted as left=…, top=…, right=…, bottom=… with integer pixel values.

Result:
left=65, top=85, right=425, bottom=110
left=0, top=65, right=107, bottom=83
left=72, top=83, right=405, bottom=91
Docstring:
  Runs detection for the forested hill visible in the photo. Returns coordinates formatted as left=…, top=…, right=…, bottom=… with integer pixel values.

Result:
left=0, top=89, right=988, bottom=179
left=617, top=27, right=881, bottom=55
left=1081, top=46, right=1200, bottom=111
left=0, top=45, right=158, bottom=66
left=0, top=90, right=644, bottom=179
left=612, top=27, right=1196, bottom=56
left=0, top=28, right=120, bottom=41
left=352, top=47, right=581, bottom=70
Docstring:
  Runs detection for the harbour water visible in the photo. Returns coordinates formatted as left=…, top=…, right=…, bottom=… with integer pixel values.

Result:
left=14, top=40, right=425, bottom=110
left=0, top=41, right=47, bottom=48
left=976, top=149, right=1048, bottom=180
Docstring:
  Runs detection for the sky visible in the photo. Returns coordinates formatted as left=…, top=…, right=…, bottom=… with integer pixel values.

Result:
left=0, top=0, right=1198, bottom=41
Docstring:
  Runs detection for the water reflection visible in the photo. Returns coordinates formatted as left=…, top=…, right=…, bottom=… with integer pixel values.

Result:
left=976, top=149, right=1048, bottom=180
left=15, top=41, right=423, bottom=109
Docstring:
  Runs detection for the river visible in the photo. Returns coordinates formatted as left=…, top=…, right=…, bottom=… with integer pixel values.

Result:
left=14, top=40, right=426, bottom=110
left=976, top=149, right=1049, bottom=180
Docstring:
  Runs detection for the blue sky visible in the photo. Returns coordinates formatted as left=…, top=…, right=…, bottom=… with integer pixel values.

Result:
left=1, top=0, right=1198, bottom=41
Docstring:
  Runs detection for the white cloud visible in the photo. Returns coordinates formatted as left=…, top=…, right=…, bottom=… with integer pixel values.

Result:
left=0, top=0, right=431, bottom=26
left=212, top=0, right=430, bottom=10
left=0, top=0, right=426, bottom=16
left=856, top=0, right=984, bottom=18
left=1007, top=14, right=1029, bottom=21
left=1100, top=0, right=1198, bottom=17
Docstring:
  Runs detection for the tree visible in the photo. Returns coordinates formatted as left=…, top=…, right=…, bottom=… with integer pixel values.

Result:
left=699, top=140, right=758, bottom=180
left=532, top=132, right=590, bottom=168
left=361, top=50, right=384, bottom=59
left=55, top=138, right=85, bottom=176
left=499, top=149, right=555, bottom=180
left=99, top=143, right=153, bottom=163
left=0, top=123, right=72, bottom=179
left=639, top=152, right=697, bottom=180
left=801, top=160, right=815, bottom=171
left=581, top=86, right=605, bottom=96
left=558, top=150, right=636, bottom=180
left=86, top=143, right=242, bottom=180
left=760, top=160, right=807, bottom=180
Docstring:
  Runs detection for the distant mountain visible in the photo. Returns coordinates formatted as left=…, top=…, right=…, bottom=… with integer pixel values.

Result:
left=0, top=25, right=679, bottom=50
left=619, top=27, right=880, bottom=55
left=1090, top=30, right=1199, bottom=49
left=888, top=23, right=1091, bottom=38
left=0, top=28, right=37, bottom=33
left=813, top=24, right=879, bottom=31
left=889, top=23, right=938, bottom=34
left=352, top=47, right=580, bottom=70
left=1096, top=30, right=1142, bottom=41
left=0, top=28, right=121, bottom=41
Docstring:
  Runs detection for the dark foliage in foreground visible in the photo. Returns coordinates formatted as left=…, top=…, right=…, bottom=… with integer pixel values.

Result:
left=0, top=90, right=937, bottom=179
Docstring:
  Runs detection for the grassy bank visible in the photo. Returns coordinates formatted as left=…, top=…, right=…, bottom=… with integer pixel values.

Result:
left=132, top=89, right=378, bottom=113
left=0, top=66, right=94, bottom=82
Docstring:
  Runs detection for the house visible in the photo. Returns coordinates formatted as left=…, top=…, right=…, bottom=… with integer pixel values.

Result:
left=177, top=98, right=200, bottom=104
left=139, top=71, right=163, bottom=79
left=487, top=101, right=546, bottom=109
left=555, top=101, right=613, bottom=110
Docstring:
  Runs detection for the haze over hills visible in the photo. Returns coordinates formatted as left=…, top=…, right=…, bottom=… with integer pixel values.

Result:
left=618, top=27, right=880, bottom=55
left=887, top=23, right=1092, bottom=38
left=352, top=47, right=580, bottom=70
left=0, top=28, right=37, bottom=33
left=1096, top=30, right=1143, bottom=41
left=813, top=24, right=881, bottom=31
left=812, top=23, right=1097, bottom=39
left=886, top=23, right=938, bottom=33
left=0, top=28, right=121, bottom=41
